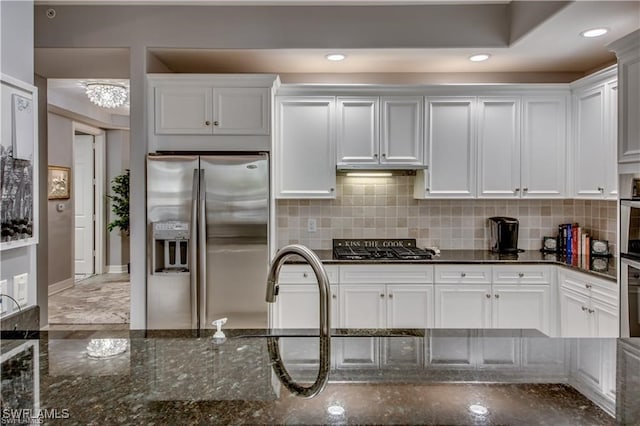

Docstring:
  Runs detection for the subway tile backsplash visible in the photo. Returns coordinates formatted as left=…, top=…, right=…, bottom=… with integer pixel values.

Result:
left=276, top=175, right=617, bottom=252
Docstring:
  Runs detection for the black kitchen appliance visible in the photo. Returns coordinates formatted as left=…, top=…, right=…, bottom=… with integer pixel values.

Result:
left=333, top=239, right=433, bottom=260
left=488, top=217, right=519, bottom=254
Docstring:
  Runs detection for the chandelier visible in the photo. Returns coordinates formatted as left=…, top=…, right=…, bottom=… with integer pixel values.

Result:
left=85, top=83, right=128, bottom=108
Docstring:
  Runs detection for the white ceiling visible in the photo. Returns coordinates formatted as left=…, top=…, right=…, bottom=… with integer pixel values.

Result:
left=37, top=1, right=640, bottom=119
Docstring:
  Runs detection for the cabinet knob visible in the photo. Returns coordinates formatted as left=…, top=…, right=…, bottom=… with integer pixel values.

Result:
left=303, top=272, right=308, bottom=278
left=460, top=272, right=466, bottom=277
left=486, top=294, right=491, bottom=299
left=518, top=272, right=524, bottom=278
left=495, top=294, right=500, bottom=299
left=633, top=274, right=640, bottom=279
left=374, top=153, right=378, bottom=158
left=515, top=188, right=520, bottom=192
left=585, top=284, right=592, bottom=289
left=523, top=188, right=529, bottom=192
left=214, top=121, right=220, bottom=126
left=588, top=308, right=595, bottom=314
left=382, top=153, right=386, bottom=158
left=581, top=306, right=588, bottom=311
left=205, top=121, right=211, bottom=126
left=330, top=188, right=335, bottom=192
left=389, top=294, right=393, bottom=299
left=332, top=294, right=337, bottom=299
left=426, top=188, right=431, bottom=192
left=380, top=294, right=385, bottom=298
left=598, top=187, right=604, bottom=192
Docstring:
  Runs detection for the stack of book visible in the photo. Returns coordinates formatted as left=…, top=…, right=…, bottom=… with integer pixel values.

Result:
left=557, top=223, right=591, bottom=259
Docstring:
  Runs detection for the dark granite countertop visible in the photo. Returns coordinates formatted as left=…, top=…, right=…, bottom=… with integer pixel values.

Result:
left=2, top=329, right=639, bottom=424
left=289, top=249, right=617, bottom=281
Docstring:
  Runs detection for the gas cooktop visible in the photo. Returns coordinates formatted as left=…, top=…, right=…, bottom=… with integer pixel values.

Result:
left=333, top=239, right=433, bottom=260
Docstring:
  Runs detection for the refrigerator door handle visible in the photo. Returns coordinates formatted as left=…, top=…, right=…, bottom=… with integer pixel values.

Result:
left=198, top=168, right=207, bottom=329
left=190, top=169, right=199, bottom=330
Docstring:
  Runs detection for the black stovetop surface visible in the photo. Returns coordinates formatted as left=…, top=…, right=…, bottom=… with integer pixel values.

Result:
left=333, top=239, right=432, bottom=260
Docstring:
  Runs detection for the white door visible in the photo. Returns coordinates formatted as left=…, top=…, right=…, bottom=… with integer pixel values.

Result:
left=434, top=284, right=492, bottom=328
left=380, top=97, right=423, bottom=165
left=477, top=97, right=521, bottom=198
left=492, top=285, right=550, bottom=335
left=212, top=87, right=269, bottom=135
left=74, top=135, right=94, bottom=275
left=336, top=97, right=379, bottom=165
left=387, top=285, right=434, bottom=328
left=521, top=96, right=567, bottom=198
left=574, top=86, right=606, bottom=198
left=424, top=98, right=476, bottom=198
left=559, top=288, right=591, bottom=337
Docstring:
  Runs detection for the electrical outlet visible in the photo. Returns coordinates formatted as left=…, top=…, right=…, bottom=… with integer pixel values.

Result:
left=0, top=280, right=7, bottom=314
left=307, top=218, right=317, bottom=233
left=13, top=273, right=28, bottom=306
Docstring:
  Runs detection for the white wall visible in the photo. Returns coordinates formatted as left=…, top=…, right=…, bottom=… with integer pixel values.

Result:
left=0, top=1, right=36, bottom=318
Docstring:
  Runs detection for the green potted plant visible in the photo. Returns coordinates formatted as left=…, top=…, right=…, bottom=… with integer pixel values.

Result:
left=107, top=169, right=130, bottom=235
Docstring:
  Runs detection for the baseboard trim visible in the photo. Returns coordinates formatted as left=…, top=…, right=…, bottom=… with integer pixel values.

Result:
left=49, top=278, right=74, bottom=295
left=107, top=264, right=128, bottom=274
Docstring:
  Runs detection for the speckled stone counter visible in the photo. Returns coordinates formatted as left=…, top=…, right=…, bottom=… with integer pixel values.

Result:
left=288, top=249, right=617, bottom=281
left=2, top=329, right=638, bottom=425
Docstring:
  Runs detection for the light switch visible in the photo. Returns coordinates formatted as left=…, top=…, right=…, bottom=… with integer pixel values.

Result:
left=13, top=273, right=28, bottom=306
left=0, top=280, right=7, bottom=314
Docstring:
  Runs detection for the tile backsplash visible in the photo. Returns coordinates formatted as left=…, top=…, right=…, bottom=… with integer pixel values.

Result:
left=277, top=175, right=617, bottom=252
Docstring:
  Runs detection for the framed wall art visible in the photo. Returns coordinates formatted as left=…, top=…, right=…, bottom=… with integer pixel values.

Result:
left=47, top=166, right=71, bottom=200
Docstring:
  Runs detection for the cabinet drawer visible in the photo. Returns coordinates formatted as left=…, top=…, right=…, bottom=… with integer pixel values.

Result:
left=492, top=265, right=552, bottom=285
left=278, top=264, right=338, bottom=284
left=434, top=265, right=492, bottom=284
left=559, top=268, right=618, bottom=307
left=340, top=265, right=434, bottom=284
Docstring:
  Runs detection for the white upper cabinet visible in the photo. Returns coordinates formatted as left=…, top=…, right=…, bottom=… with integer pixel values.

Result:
left=336, top=97, right=379, bottom=165
left=212, top=87, right=269, bottom=135
left=154, top=86, right=269, bottom=135
left=477, top=97, right=521, bottom=198
left=417, top=97, right=476, bottom=198
left=155, top=86, right=213, bottom=134
left=275, top=96, right=336, bottom=199
left=380, top=97, right=424, bottom=165
left=337, top=96, right=423, bottom=167
left=572, top=70, right=618, bottom=200
left=609, top=30, right=640, bottom=166
left=521, top=96, right=567, bottom=198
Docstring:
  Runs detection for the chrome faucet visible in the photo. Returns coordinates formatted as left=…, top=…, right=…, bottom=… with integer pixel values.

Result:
left=266, top=244, right=331, bottom=338
left=266, top=244, right=331, bottom=398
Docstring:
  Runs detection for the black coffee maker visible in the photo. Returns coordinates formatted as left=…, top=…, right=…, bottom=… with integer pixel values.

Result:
left=488, top=217, right=519, bottom=253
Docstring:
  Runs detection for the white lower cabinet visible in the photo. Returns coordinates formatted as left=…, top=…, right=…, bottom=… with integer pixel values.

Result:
left=492, top=285, right=550, bottom=335
left=558, top=268, right=618, bottom=337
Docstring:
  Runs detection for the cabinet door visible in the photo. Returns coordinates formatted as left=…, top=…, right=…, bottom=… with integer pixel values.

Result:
left=340, top=284, right=386, bottom=328
left=605, top=81, right=618, bottom=199
left=521, top=96, right=567, bottom=198
left=336, top=97, right=379, bottom=165
left=492, top=285, right=550, bottom=335
left=559, top=288, right=591, bottom=337
left=574, top=86, right=607, bottom=198
left=618, top=57, right=640, bottom=164
left=477, top=97, right=521, bottom=198
left=434, top=284, right=491, bottom=328
left=424, top=98, right=476, bottom=198
left=155, top=86, right=213, bottom=134
left=592, top=299, right=619, bottom=338
left=272, top=284, right=339, bottom=329
left=212, top=87, right=269, bottom=135
left=387, top=285, right=434, bottom=328
left=275, top=97, right=336, bottom=199
left=380, top=97, right=423, bottom=165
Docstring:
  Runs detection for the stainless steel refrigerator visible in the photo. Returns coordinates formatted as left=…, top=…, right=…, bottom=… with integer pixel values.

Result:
left=146, top=153, right=269, bottom=329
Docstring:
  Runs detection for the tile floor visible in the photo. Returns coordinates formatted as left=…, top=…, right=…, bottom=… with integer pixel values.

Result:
left=48, top=273, right=130, bottom=327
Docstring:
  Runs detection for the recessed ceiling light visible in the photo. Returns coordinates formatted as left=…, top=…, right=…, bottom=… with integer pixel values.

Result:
left=469, top=54, right=491, bottom=62
left=469, top=404, right=489, bottom=416
left=326, top=53, right=346, bottom=61
left=327, top=405, right=345, bottom=416
left=581, top=28, right=608, bottom=38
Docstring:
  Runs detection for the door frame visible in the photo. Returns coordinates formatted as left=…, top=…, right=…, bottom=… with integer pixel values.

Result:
left=72, top=122, right=106, bottom=275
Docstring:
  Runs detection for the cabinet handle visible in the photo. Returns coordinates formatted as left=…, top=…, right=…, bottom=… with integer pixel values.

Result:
left=523, top=187, right=529, bottom=192
left=585, top=284, right=592, bottom=289
left=374, top=153, right=378, bottom=158
left=382, top=153, right=386, bottom=158
left=495, top=294, right=500, bottom=299
left=486, top=294, right=491, bottom=299
left=518, top=272, right=524, bottom=278
left=332, top=294, right=337, bottom=299
left=426, top=188, right=430, bottom=192
left=460, top=272, right=466, bottom=277
left=303, top=272, right=308, bottom=278
left=633, top=274, right=640, bottom=279
left=330, top=188, right=335, bottom=192
left=598, top=187, right=604, bottom=192
left=388, top=294, right=393, bottom=299
left=214, top=121, right=220, bottom=126
left=380, top=294, right=385, bottom=298
left=205, top=120, right=211, bottom=126
left=515, top=188, right=520, bottom=192
left=581, top=306, right=588, bottom=311
left=588, top=308, right=595, bottom=314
